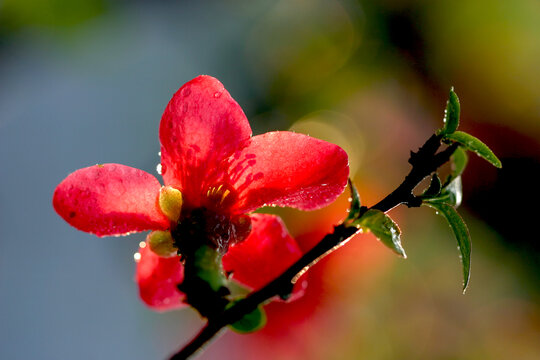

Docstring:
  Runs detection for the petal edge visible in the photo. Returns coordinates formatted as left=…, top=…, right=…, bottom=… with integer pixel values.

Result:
left=159, top=75, right=252, bottom=206
left=229, top=132, right=349, bottom=213
left=136, top=243, right=186, bottom=311
left=53, top=164, right=169, bottom=237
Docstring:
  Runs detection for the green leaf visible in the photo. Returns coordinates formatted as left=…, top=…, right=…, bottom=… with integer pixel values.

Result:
left=438, top=87, right=460, bottom=135
left=423, top=202, right=471, bottom=292
left=444, top=131, right=502, bottom=168
left=346, top=178, right=362, bottom=222
left=228, top=302, right=267, bottom=333
left=444, top=146, right=468, bottom=187
left=430, top=176, right=463, bottom=207
left=421, top=174, right=442, bottom=198
left=356, top=209, right=406, bottom=258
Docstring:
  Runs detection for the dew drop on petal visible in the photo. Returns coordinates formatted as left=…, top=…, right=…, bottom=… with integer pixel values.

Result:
left=139, top=241, right=146, bottom=248
left=133, top=252, right=141, bottom=262
left=158, top=151, right=161, bottom=157
left=156, top=163, right=163, bottom=175
left=213, top=91, right=222, bottom=98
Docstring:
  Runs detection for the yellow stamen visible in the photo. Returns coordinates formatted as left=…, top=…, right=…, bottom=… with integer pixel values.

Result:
left=220, top=189, right=231, bottom=204
left=206, top=183, right=237, bottom=210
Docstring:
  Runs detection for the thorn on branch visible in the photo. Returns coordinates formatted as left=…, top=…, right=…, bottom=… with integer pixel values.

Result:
left=408, top=134, right=442, bottom=166
left=405, top=195, right=423, bottom=208
left=277, top=282, right=295, bottom=301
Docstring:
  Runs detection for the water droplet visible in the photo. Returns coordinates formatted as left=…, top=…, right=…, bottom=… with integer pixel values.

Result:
left=158, top=151, right=161, bottom=157
left=183, top=88, right=191, bottom=97
left=139, top=241, right=146, bottom=248
left=133, top=252, right=141, bottom=262
left=213, top=91, right=222, bottom=98
left=156, top=164, right=162, bottom=175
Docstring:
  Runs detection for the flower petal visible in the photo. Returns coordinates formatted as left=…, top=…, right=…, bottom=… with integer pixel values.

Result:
left=53, top=164, right=169, bottom=237
left=135, top=243, right=186, bottom=311
left=159, top=75, right=252, bottom=206
left=222, top=214, right=303, bottom=291
left=228, top=132, right=349, bottom=213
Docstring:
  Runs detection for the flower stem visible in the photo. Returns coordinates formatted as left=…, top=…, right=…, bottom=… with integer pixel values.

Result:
left=170, top=133, right=458, bottom=360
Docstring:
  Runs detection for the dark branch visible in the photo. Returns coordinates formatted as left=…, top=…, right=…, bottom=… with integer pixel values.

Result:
left=372, top=135, right=458, bottom=212
left=170, top=134, right=458, bottom=360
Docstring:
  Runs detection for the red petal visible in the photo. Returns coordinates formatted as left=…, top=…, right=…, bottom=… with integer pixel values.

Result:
left=135, top=243, right=186, bottom=311
left=228, top=132, right=349, bottom=213
left=222, top=214, right=302, bottom=291
left=53, top=164, right=169, bottom=237
left=159, top=75, right=252, bottom=206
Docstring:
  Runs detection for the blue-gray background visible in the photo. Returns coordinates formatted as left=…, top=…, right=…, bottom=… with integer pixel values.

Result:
left=1, top=1, right=539, bottom=359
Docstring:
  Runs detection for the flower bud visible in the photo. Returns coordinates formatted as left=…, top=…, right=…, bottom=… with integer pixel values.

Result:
left=148, top=230, right=178, bottom=257
left=159, top=186, right=183, bottom=221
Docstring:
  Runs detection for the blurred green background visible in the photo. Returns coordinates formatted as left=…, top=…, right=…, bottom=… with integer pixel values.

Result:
left=1, top=0, right=539, bottom=359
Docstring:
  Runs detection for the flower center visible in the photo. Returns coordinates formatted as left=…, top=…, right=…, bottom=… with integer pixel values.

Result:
left=156, top=183, right=251, bottom=256
left=171, top=208, right=251, bottom=255
left=205, top=183, right=237, bottom=212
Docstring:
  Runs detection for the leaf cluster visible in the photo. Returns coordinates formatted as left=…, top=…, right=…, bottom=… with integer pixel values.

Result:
left=346, top=88, right=501, bottom=292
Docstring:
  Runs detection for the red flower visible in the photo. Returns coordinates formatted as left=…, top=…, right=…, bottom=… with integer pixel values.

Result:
left=53, top=75, right=349, bottom=311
